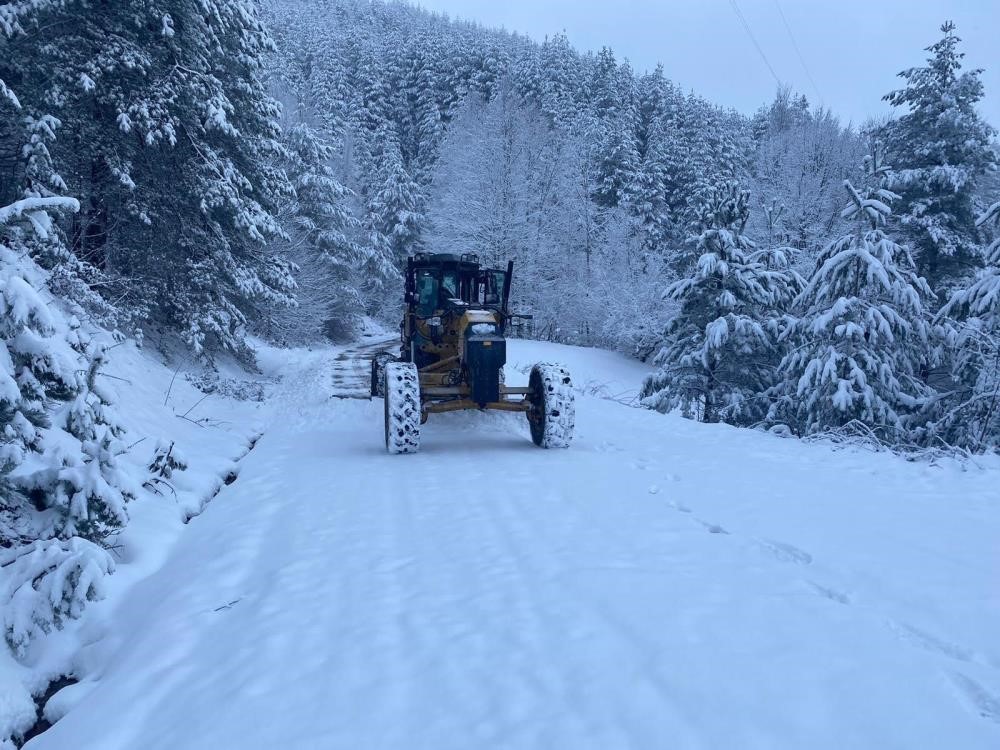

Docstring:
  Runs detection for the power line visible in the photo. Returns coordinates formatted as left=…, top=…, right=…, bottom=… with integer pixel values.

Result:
left=727, top=0, right=781, bottom=87
left=773, top=0, right=823, bottom=103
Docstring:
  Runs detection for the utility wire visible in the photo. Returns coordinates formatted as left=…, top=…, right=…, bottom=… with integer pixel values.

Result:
left=727, top=0, right=781, bottom=87
left=773, top=0, right=823, bottom=103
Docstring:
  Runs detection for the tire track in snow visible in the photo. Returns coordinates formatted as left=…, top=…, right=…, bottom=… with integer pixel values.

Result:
left=483, top=488, right=696, bottom=746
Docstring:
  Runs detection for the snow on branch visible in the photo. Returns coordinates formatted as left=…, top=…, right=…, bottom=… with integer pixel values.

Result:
left=976, top=201, right=1000, bottom=229
left=1, top=538, right=114, bottom=658
left=0, top=196, right=80, bottom=227
left=840, top=180, right=894, bottom=228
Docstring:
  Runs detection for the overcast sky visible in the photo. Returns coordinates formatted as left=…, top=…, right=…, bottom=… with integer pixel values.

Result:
left=413, top=0, right=999, bottom=129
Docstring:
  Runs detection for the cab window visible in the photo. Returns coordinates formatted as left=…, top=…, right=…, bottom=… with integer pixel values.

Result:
left=416, top=272, right=439, bottom=316
left=440, top=271, right=459, bottom=301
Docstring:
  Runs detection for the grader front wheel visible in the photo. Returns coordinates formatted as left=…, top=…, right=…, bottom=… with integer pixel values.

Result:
left=526, top=363, right=575, bottom=448
left=384, top=362, right=421, bottom=454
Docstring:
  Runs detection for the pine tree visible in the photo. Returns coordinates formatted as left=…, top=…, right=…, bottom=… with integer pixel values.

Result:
left=882, top=22, right=997, bottom=297
left=931, top=201, right=1000, bottom=450
left=641, top=182, right=798, bottom=424
left=365, top=144, right=425, bottom=264
left=769, top=146, right=936, bottom=439
left=750, top=89, right=863, bottom=263
left=5, top=0, right=298, bottom=359
left=1, top=197, right=127, bottom=658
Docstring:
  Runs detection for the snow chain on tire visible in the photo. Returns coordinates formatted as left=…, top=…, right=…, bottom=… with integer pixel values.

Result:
left=527, top=363, right=575, bottom=448
left=384, top=362, right=421, bottom=454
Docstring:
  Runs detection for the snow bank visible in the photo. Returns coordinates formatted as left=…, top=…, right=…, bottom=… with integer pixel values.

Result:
left=1, top=336, right=269, bottom=745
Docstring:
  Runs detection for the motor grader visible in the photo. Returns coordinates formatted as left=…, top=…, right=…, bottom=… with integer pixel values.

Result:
left=371, top=253, right=574, bottom=454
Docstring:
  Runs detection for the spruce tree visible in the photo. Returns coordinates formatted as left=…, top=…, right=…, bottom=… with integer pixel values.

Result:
left=882, top=21, right=997, bottom=297
left=5, top=0, right=298, bottom=359
left=769, top=147, right=936, bottom=439
left=932, top=201, right=1000, bottom=450
left=641, top=182, right=797, bottom=424
left=1, top=199, right=127, bottom=658
left=365, top=145, right=425, bottom=264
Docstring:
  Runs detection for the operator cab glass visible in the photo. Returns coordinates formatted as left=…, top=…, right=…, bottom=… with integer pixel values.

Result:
left=481, top=270, right=507, bottom=307
left=440, top=271, right=459, bottom=304
left=416, top=272, right=439, bottom=317
left=411, top=255, right=503, bottom=315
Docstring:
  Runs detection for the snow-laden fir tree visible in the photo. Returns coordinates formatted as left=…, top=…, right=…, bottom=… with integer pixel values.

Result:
left=768, top=146, right=936, bottom=439
left=931, top=201, right=1000, bottom=450
left=365, top=142, right=425, bottom=264
left=1, top=35, right=133, bottom=657
left=749, top=88, right=864, bottom=263
left=881, top=22, right=997, bottom=298
left=640, top=182, right=799, bottom=424
left=262, top=119, right=379, bottom=343
left=1, top=201, right=130, bottom=658
left=4, top=0, right=298, bottom=359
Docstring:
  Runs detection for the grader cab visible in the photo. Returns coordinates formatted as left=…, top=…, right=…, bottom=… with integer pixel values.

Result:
left=371, top=253, right=574, bottom=454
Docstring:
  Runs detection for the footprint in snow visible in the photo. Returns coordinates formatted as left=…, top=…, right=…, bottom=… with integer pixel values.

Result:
left=757, top=538, right=813, bottom=565
left=594, top=441, right=623, bottom=453
left=887, top=620, right=975, bottom=663
left=951, top=672, right=1000, bottom=724
left=806, top=581, right=850, bottom=605
left=697, top=519, right=728, bottom=535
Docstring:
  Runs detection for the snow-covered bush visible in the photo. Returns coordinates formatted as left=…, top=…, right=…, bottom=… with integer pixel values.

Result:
left=768, top=148, right=936, bottom=439
left=49, top=346, right=134, bottom=540
left=144, top=440, right=188, bottom=496
left=640, top=182, right=799, bottom=424
left=1, top=538, right=114, bottom=658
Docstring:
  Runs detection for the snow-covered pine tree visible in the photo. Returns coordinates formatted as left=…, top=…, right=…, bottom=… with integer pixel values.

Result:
left=262, top=119, right=374, bottom=344
left=630, top=68, right=674, bottom=263
left=640, top=182, right=798, bottom=424
left=931, top=201, right=1000, bottom=450
left=768, top=145, right=936, bottom=439
left=1, top=198, right=128, bottom=658
left=365, top=144, right=425, bottom=264
left=589, top=49, right=639, bottom=211
left=6, top=0, right=297, bottom=359
left=749, top=89, right=863, bottom=265
left=882, top=22, right=997, bottom=298
left=55, top=344, right=134, bottom=540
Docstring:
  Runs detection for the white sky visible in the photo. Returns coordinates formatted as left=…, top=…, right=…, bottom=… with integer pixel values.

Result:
left=413, top=0, right=999, bottom=129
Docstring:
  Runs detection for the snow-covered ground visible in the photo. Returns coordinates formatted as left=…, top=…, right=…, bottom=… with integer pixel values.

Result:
left=15, top=337, right=1000, bottom=749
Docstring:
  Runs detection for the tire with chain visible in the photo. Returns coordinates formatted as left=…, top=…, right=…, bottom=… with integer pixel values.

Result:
left=384, top=362, right=421, bottom=454
left=526, top=363, right=575, bottom=448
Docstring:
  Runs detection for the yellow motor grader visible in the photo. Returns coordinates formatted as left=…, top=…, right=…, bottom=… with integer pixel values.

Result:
left=371, top=253, right=574, bottom=454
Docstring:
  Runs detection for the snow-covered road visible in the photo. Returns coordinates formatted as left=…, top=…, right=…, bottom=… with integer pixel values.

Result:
left=27, top=339, right=1000, bottom=749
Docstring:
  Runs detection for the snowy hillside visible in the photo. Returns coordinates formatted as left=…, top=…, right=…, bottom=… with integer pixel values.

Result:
left=11, top=337, right=1000, bottom=749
